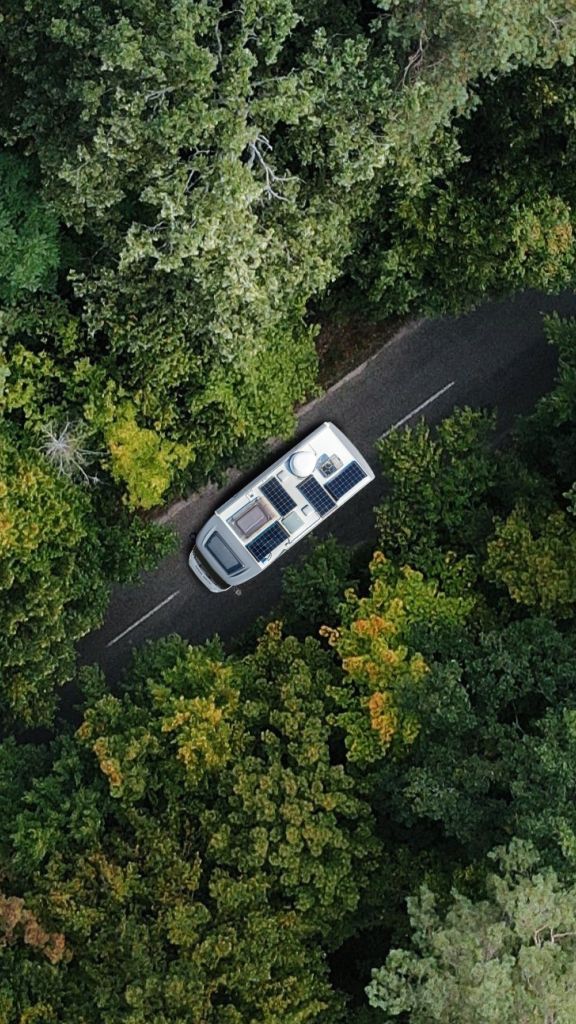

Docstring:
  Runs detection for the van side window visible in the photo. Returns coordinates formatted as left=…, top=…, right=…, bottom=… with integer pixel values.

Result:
left=205, top=532, right=244, bottom=575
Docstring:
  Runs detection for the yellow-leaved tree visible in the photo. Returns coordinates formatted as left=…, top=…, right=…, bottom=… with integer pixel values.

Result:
left=104, top=402, right=194, bottom=510
left=323, top=553, right=473, bottom=764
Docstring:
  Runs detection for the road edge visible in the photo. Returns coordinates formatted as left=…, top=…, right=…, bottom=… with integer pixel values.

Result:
left=155, top=317, right=423, bottom=525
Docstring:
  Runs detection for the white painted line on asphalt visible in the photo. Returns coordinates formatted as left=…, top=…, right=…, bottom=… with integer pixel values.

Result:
left=379, top=380, right=456, bottom=438
left=106, top=590, right=181, bottom=648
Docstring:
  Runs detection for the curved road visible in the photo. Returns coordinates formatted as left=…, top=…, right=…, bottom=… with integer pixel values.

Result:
left=80, top=289, right=576, bottom=682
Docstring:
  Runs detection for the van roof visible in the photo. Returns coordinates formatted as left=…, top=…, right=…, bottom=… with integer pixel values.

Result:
left=214, top=422, right=374, bottom=565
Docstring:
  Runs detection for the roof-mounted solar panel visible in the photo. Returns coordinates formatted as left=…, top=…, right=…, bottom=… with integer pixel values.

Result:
left=260, top=477, right=297, bottom=516
left=246, top=521, right=288, bottom=563
left=324, top=461, right=367, bottom=501
left=296, top=477, right=336, bottom=517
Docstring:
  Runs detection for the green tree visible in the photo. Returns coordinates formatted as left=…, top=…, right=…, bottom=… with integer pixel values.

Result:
left=0, top=0, right=574, bottom=500
left=230, top=535, right=359, bottom=655
left=0, top=424, right=174, bottom=728
left=0, top=628, right=380, bottom=1022
left=515, top=313, right=576, bottom=494
left=376, top=616, right=576, bottom=858
left=0, top=425, right=109, bottom=727
left=349, top=64, right=576, bottom=317
left=0, top=151, right=59, bottom=302
left=104, top=401, right=193, bottom=510
left=279, top=536, right=355, bottom=639
left=375, top=408, right=498, bottom=592
left=367, top=840, right=576, bottom=1024
left=486, top=504, right=576, bottom=616
left=324, top=553, right=472, bottom=763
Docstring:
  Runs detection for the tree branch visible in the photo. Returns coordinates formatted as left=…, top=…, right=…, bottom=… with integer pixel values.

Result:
left=245, top=134, right=295, bottom=201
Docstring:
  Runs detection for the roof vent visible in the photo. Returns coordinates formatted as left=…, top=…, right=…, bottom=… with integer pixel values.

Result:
left=289, top=449, right=316, bottom=477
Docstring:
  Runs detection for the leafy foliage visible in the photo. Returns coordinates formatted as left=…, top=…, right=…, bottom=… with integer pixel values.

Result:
left=375, top=408, right=498, bottom=592
left=0, top=425, right=108, bottom=727
left=0, top=152, right=60, bottom=302
left=368, top=841, right=576, bottom=1024
left=0, top=425, right=175, bottom=728
left=0, top=628, right=380, bottom=1022
left=346, top=63, right=576, bottom=317
left=375, top=616, right=576, bottom=857
left=324, top=553, right=472, bottom=762
left=3, top=3, right=576, bottom=1021
left=486, top=504, right=576, bottom=616
left=279, top=536, right=355, bottom=638
left=104, top=402, right=194, bottom=510
left=0, top=2, right=575, bottom=501
left=515, top=313, right=576, bottom=492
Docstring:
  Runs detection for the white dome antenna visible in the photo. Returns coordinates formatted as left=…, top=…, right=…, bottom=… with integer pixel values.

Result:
left=289, top=449, right=316, bottom=477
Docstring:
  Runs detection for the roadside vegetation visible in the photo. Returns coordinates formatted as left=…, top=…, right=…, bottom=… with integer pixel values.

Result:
left=2, top=2, right=576, bottom=1021
left=2, top=316, right=576, bottom=1022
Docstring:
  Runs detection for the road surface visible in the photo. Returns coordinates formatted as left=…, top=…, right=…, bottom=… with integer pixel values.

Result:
left=80, top=289, right=576, bottom=682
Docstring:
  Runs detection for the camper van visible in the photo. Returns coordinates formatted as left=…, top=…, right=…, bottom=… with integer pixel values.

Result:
left=188, top=422, right=374, bottom=592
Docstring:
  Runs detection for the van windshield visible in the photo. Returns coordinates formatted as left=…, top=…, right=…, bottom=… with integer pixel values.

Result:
left=205, top=531, right=244, bottom=576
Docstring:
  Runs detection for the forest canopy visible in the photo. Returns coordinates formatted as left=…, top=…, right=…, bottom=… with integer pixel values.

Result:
left=1, top=313, right=576, bottom=1021
left=2, top=3, right=576, bottom=1021
left=2, top=0, right=574, bottom=732
left=0, top=0, right=575, bottom=505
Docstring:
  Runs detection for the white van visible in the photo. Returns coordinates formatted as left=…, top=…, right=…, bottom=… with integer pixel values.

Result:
left=189, top=422, right=374, bottom=592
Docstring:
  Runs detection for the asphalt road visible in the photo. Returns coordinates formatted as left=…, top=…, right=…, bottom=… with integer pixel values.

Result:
left=80, top=289, right=576, bottom=682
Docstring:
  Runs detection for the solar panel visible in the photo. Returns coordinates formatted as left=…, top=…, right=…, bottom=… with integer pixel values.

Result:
left=297, top=477, right=336, bottom=517
left=324, top=461, right=367, bottom=501
left=246, top=522, right=288, bottom=562
left=260, top=477, right=297, bottom=516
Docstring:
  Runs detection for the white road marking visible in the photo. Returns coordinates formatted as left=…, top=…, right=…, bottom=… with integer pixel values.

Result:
left=379, top=380, right=456, bottom=438
left=106, top=590, right=181, bottom=647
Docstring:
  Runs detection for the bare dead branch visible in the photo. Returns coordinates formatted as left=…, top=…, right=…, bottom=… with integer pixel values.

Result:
left=545, top=14, right=569, bottom=36
left=38, top=421, right=103, bottom=485
left=246, top=134, right=296, bottom=202
left=402, top=30, right=429, bottom=84
left=144, top=86, right=177, bottom=104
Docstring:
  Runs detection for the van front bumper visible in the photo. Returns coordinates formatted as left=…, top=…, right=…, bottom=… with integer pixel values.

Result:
left=188, top=547, right=230, bottom=593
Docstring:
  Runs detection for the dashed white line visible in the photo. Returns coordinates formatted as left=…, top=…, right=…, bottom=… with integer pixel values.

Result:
left=106, top=589, right=181, bottom=648
left=379, top=380, right=456, bottom=439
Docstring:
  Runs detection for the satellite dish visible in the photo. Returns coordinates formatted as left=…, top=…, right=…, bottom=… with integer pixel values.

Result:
left=289, top=449, right=316, bottom=477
